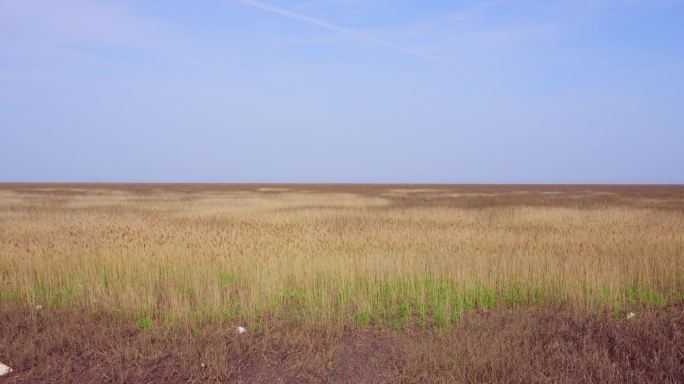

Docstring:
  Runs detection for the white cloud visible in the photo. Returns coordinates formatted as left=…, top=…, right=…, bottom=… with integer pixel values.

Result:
left=237, top=0, right=460, bottom=67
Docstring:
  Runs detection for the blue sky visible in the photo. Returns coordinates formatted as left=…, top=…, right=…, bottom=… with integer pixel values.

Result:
left=1, top=0, right=683, bottom=183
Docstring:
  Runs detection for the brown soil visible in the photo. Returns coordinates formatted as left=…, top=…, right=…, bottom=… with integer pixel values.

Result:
left=1, top=305, right=682, bottom=383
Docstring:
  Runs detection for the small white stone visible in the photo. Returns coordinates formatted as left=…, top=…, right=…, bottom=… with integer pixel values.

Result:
left=626, top=312, right=636, bottom=320
left=35, top=304, right=43, bottom=310
left=200, top=362, right=207, bottom=368
left=236, top=326, right=247, bottom=334
left=0, top=362, right=12, bottom=376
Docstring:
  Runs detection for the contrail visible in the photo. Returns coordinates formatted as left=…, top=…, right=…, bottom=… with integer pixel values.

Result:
left=237, top=0, right=456, bottom=66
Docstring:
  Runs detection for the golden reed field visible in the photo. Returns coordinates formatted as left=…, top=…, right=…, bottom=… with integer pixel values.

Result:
left=1, top=184, right=683, bottom=383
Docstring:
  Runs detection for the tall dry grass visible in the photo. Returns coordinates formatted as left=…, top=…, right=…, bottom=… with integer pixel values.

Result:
left=1, top=185, right=683, bottom=327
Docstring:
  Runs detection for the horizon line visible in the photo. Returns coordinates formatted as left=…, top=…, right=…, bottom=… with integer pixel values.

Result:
left=1, top=181, right=682, bottom=187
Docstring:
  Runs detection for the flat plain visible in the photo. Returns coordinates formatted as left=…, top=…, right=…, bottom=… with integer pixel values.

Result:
left=1, top=184, right=683, bottom=383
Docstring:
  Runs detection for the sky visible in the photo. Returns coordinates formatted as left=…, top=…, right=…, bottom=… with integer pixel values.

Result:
left=1, top=0, right=683, bottom=183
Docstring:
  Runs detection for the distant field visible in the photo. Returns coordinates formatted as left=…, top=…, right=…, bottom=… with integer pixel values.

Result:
left=2, top=184, right=683, bottom=325
left=1, top=184, right=683, bottom=383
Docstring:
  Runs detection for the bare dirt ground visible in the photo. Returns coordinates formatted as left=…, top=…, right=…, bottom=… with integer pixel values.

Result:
left=1, top=305, right=683, bottom=383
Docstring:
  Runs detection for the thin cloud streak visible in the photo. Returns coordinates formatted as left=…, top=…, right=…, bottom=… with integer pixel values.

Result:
left=237, top=0, right=458, bottom=67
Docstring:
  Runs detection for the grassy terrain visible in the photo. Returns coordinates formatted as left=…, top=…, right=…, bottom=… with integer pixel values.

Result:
left=0, top=184, right=684, bottom=384
left=1, top=184, right=683, bottom=382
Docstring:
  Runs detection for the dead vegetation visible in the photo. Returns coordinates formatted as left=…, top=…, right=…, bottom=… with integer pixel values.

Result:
left=1, top=184, right=682, bottom=324
left=0, top=304, right=682, bottom=383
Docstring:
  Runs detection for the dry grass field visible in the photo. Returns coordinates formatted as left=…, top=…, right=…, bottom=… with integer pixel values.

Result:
left=1, top=184, right=683, bottom=383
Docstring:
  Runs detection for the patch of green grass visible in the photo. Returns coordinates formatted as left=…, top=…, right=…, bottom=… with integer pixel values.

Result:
left=433, top=310, right=447, bottom=327
left=218, top=271, right=233, bottom=285
left=449, top=308, right=461, bottom=326
left=399, top=302, right=411, bottom=324
left=6, top=288, right=21, bottom=302
left=466, top=285, right=495, bottom=310
left=501, top=283, right=524, bottom=306
left=461, top=290, right=476, bottom=311
left=136, top=316, right=152, bottom=330
left=357, top=310, right=370, bottom=327
left=529, top=280, right=544, bottom=305
left=389, top=315, right=401, bottom=330
left=624, top=285, right=668, bottom=307
left=417, top=301, right=427, bottom=328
